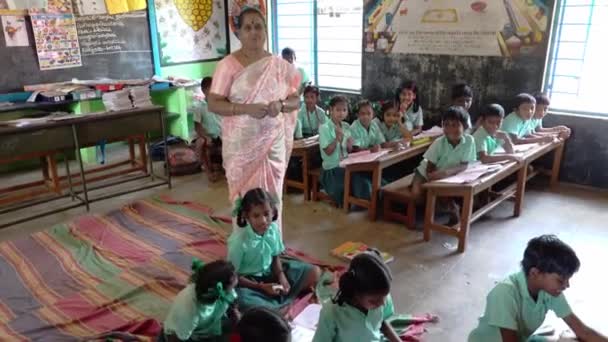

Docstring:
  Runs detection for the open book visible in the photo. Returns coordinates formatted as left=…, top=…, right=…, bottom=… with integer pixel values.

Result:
left=331, top=241, right=394, bottom=264
left=291, top=304, right=322, bottom=342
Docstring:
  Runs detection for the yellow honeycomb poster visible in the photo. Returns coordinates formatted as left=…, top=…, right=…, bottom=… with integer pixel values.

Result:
left=155, top=0, right=228, bottom=65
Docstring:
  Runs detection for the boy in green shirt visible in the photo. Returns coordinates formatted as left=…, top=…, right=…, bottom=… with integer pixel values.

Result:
left=193, top=77, right=223, bottom=182
left=294, top=85, right=326, bottom=139
left=451, top=83, right=475, bottom=132
left=469, top=234, right=607, bottom=342
left=473, top=103, right=522, bottom=164
left=501, top=93, right=553, bottom=145
left=351, top=100, right=386, bottom=152
left=529, top=93, right=571, bottom=140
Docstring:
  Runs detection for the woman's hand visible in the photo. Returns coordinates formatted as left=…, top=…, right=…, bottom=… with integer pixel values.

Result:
left=268, top=101, right=282, bottom=117
left=247, top=103, right=269, bottom=119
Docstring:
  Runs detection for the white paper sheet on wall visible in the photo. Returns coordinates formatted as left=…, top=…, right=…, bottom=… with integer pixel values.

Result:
left=74, top=0, right=107, bottom=15
left=5, top=0, right=48, bottom=10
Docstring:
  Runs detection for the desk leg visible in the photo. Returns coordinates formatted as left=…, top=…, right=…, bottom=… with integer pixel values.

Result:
left=368, top=167, right=381, bottom=221
left=64, top=153, right=75, bottom=200
left=46, top=155, right=61, bottom=195
left=514, top=164, right=528, bottom=217
left=343, top=168, right=351, bottom=212
left=423, top=190, right=436, bottom=242
left=550, top=143, right=564, bottom=189
left=128, top=138, right=136, bottom=166
left=72, top=125, right=90, bottom=211
left=147, top=133, right=156, bottom=181
left=138, top=135, right=148, bottom=174
left=457, top=190, right=474, bottom=253
left=302, top=153, right=310, bottom=201
left=160, top=111, right=172, bottom=189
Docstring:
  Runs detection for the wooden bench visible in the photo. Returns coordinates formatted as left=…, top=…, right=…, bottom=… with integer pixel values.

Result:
left=423, top=140, right=565, bottom=253
left=309, top=168, right=337, bottom=206
left=382, top=174, right=416, bottom=229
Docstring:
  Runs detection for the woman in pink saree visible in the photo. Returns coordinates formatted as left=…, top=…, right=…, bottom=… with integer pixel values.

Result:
left=208, top=7, right=301, bottom=231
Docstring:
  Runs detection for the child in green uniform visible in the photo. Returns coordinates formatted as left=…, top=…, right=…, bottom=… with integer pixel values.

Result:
left=396, top=80, right=423, bottom=136
left=194, top=77, right=223, bottom=182
left=236, top=307, right=291, bottom=342
left=451, top=83, right=475, bottom=132
left=501, top=93, right=554, bottom=145
left=351, top=100, right=386, bottom=152
left=410, top=106, right=477, bottom=223
left=161, top=260, right=239, bottom=342
left=312, top=251, right=400, bottom=342
left=295, top=85, right=326, bottom=139
left=227, top=188, right=320, bottom=311
left=469, top=235, right=608, bottom=342
left=530, top=93, right=571, bottom=140
left=375, top=102, right=413, bottom=145
left=473, top=104, right=522, bottom=164
left=319, top=96, right=373, bottom=206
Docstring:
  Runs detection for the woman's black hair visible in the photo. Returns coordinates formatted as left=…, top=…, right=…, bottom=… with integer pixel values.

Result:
left=394, top=80, right=420, bottom=113
left=522, top=234, right=580, bottom=278
left=236, top=188, right=278, bottom=228
left=329, top=95, right=348, bottom=108
left=333, top=250, right=392, bottom=306
left=236, top=6, right=266, bottom=30
left=442, top=106, right=470, bottom=129
left=480, top=103, right=505, bottom=119
left=303, top=85, right=320, bottom=97
left=237, top=307, right=291, bottom=342
left=192, top=260, right=236, bottom=305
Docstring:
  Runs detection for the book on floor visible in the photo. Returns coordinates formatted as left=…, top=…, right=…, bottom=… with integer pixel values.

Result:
left=331, top=241, right=394, bottom=264
left=290, top=303, right=321, bottom=342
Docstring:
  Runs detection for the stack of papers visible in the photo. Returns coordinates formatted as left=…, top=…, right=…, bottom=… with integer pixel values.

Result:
left=102, top=90, right=132, bottom=111
left=130, top=86, right=154, bottom=108
left=339, top=149, right=390, bottom=167
left=436, top=162, right=503, bottom=184
left=414, top=126, right=443, bottom=139
left=291, top=304, right=321, bottom=342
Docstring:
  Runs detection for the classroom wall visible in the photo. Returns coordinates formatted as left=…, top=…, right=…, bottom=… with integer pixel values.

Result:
left=160, top=61, right=218, bottom=79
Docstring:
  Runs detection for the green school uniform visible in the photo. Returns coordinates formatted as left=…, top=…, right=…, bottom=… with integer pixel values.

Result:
left=374, top=118, right=403, bottom=142
left=163, top=284, right=236, bottom=341
left=417, top=135, right=477, bottom=180
left=298, top=67, right=310, bottom=89
left=402, top=105, right=424, bottom=131
left=501, top=112, right=532, bottom=138
left=473, top=126, right=503, bottom=155
left=319, top=120, right=351, bottom=170
left=294, top=117, right=303, bottom=139
left=529, top=117, right=543, bottom=133
left=227, top=222, right=313, bottom=310
left=312, top=295, right=395, bottom=342
left=351, top=119, right=386, bottom=148
left=298, top=104, right=327, bottom=137
left=193, top=100, right=222, bottom=139
left=468, top=271, right=572, bottom=342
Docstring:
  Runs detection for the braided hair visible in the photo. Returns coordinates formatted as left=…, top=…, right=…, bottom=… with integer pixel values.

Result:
left=236, top=188, right=278, bottom=228
left=334, top=250, right=392, bottom=306
left=191, top=260, right=236, bottom=305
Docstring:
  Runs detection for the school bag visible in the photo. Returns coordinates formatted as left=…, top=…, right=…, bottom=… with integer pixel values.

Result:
left=167, top=144, right=201, bottom=176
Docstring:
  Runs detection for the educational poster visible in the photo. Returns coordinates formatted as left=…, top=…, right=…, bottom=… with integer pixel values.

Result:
left=155, top=0, right=228, bottom=66
left=1, top=15, right=30, bottom=46
left=31, top=13, right=82, bottom=70
left=73, top=0, right=108, bottom=15
left=105, top=0, right=146, bottom=15
left=364, top=0, right=552, bottom=57
left=0, top=0, right=47, bottom=14
left=228, top=0, right=266, bottom=52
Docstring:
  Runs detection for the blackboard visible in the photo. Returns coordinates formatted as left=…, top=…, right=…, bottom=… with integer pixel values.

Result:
left=0, top=10, right=154, bottom=93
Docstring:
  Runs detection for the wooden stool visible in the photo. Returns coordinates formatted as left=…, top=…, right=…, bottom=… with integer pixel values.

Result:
left=382, top=174, right=416, bottom=229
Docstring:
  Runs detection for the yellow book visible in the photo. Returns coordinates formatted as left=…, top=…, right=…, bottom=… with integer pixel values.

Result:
left=331, top=241, right=394, bottom=264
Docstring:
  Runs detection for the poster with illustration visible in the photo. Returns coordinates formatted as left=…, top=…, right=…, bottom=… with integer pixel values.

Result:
left=228, top=0, right=266, bottom=52
left=31, top=13, right=82, bottom=70
left=1, top=15, right=30, bottom=46
left=0, top=0, right=47, bottom=14
left=73, top=0, right=108, bottom=15
left=154, top=0, right=228, bottom=66
left=364, top=0, right=552, bottom=57
left=28, top=0, right=72, bottom=13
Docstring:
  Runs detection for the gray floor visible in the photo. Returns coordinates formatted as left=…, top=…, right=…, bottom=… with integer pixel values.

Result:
left=1, top=162, right=607, bottom=341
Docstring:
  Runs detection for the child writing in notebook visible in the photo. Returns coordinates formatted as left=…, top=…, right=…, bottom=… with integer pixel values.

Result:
left=469, top=235, right=608, bottom=342
left=350, top=100, right=386, bottom=152
left=529, top=93, right=571, bottom=140
left=396, top=80, right=423, bottom=136
left=473, top=104, right=522, bottom=164
left=313, top=251, right=400, bottom=342
left=410, top=106, right=476, bottom=223
left=451, top=83, right=474, bottom=132
left=319, top=96, right=373, bottom=205
left=375, top=101, right=413, bottom=145
left=235, top=307, right=291, bottom=342
left=194, top=77, right=223, bottom=182
left=294, top=85, right=326, bottom=139
left=161, top=260, right=239, bottom=342
left=501, top=93, right=554, bottom=145
left=227, top=188, right=320, bottom=311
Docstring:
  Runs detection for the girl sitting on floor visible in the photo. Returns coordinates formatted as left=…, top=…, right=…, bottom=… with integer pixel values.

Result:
left=161, top=260, right=239, bottom=342
left=227, top=188, right=320, bottom=311
left=312, top=251, right=400, bottom=342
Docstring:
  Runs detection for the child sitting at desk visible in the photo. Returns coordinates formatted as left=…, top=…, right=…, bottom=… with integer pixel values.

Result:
left=473, top=104, right=522, bottom=164
left=410, top=106, right=476, bottom=224
left=469, top=235, right=608, bottom=342
left=194, top=77, right=223, bottom=182
left=530, top=93, right=571, bottom=140
left=375, top=102, right=413, bottom=145
left=451, top=83, right=475, bottom=132
left=351, top=100, right=386, bottom=152
left=319, top=96, right=373, bottom=206
left=294, top=85, right=326, bottom=139
left=396, top=80, right=423, bottom=136
left=501, top=93, right=554, bottom=145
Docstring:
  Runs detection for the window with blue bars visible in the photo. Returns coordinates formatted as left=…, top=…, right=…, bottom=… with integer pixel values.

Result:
left=545, top=0, right=607, bottom=115
left=272, top=0, right=362, bottom=92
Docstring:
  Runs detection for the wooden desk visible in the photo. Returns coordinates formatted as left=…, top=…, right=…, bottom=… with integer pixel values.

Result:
left=343, top=141, right=432, bottom=220
left=0, top=106, right=171, bottom=228
left=285, top=138, right=319, bottom=201
left=423, top=140, right=565, bottom=253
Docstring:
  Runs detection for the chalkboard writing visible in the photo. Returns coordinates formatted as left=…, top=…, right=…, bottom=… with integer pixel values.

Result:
left=76, top=11, right=150, bottom=56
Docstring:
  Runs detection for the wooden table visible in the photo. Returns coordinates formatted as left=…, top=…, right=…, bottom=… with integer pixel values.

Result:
left=423, top=140, right=565, bottom=253
left=343, top=140, right=433, bottom=220
left=0, top=106, right=171, bottom=228
left=285, top=138, right=319, bottom=201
